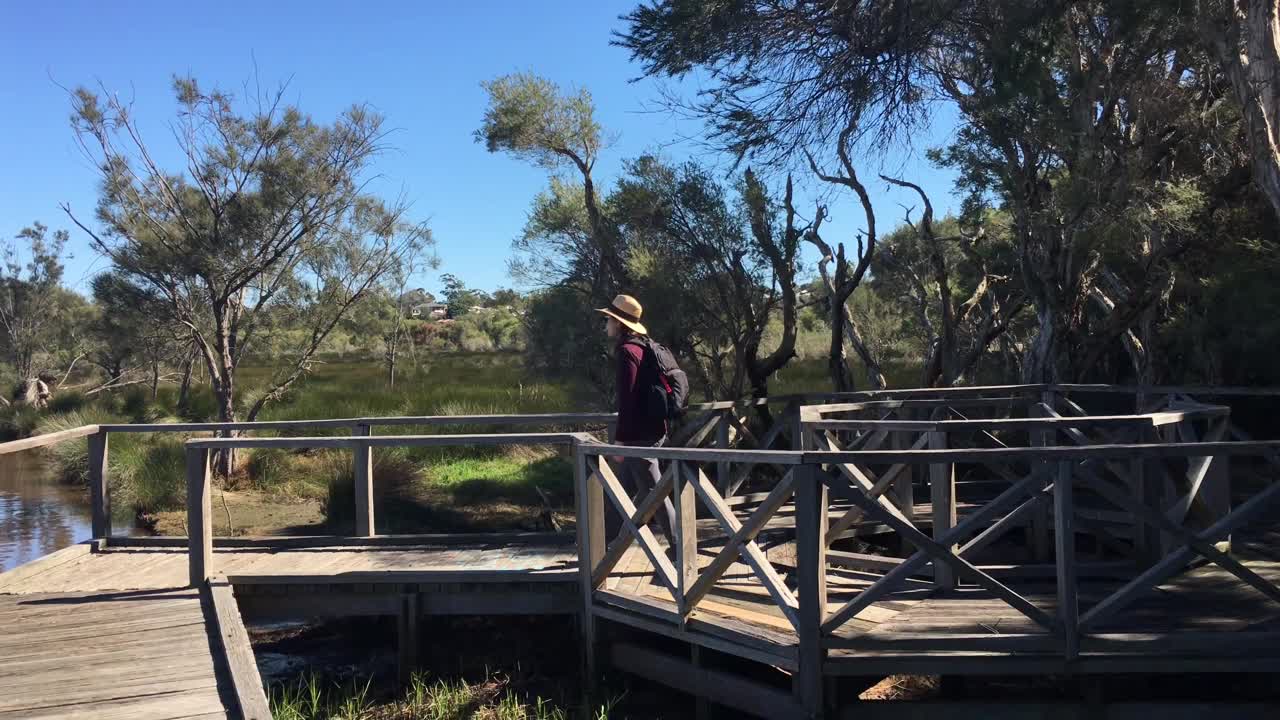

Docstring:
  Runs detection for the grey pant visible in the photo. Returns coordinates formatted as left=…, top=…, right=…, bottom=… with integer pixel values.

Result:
left=605, top=442, right=676, bottom=548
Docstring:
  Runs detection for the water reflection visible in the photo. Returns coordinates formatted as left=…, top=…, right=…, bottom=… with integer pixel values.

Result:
left=0, top=451, right=92, bottom=573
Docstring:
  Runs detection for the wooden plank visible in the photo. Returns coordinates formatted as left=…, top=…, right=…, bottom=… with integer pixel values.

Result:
left=820, top=467, right=1056, bottom=634
left=1076, top=472, right=1280, bottom=630
left=1054, top=461, right=1078, bottom=659
left=590, top=464, right=675, bottom=587
left=686, top=465, right=799, bottom=628
left=203, top=578, right=270, bottom=720
left=803, top=439, right=1280, bottom=465
left=609, top=643, right=803, bottom=720
left=186, top=448, right=212, bottom=587
left=0, top=542, right=94, bottom=592
left=594, top=457, right=679, bottom=599
left=683, top=470, right=797, bottom=612
left=586, top=443, right=803, bottom=465
left=672, top=460, right=698, bottom=617
left=88, top=431, right=110, bottom=538
left=353, top=424, right=375, bottom=537
left=793, top=463, right=826, bottom=716
left=186, top=432, right=581, bottom=450
left=0, top=424, right=99, bottom=456
left=929, top=431, right=957, bottom=591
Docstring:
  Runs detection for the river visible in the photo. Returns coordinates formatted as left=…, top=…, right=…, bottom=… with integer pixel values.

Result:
left=0, top=451, right=94, bottom=573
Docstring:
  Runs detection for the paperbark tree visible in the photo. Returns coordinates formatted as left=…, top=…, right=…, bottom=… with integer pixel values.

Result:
left=65, top=76, right=431, bottom=475
left=1200, top=0, right=1280, bottom=219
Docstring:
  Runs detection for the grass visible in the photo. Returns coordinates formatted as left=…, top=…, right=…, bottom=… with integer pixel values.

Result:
left=269, top=671, right=620, bottom=720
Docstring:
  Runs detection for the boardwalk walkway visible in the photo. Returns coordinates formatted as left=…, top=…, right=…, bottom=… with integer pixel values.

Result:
left=0, top=535, right=579, bottom=719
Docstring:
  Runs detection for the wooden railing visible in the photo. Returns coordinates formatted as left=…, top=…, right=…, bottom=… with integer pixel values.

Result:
left=182, top=431, right=597, bottom=586
left=573, top=433, right=1280, bottom=705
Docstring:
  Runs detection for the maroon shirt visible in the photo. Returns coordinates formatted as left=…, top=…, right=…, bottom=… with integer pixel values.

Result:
left=614, top=336, right=667, bottom=443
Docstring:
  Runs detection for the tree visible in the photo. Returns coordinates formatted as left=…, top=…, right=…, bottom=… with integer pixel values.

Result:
left=439, top=273, right=483, bottom=318
left=617, top=0, right=953, bottom=166
left=65, top=75, right=431, bottom=475
left=0, top=223, right=86, bottom=405
left=932, top=1, right=1248, bottom=382
left=874, top=183, right=1026, bottom=387
left=88, top=271, right=185, bottom=399
left=1199, top=0, right=1280, bottom=219
left=477, top=73, right=626, bottom=296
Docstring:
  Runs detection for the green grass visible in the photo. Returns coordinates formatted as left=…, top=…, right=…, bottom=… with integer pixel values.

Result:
left=268, top=672, right=616, bottom=720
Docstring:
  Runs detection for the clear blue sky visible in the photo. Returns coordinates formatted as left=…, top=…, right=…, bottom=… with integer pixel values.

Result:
left=0, top=0, right=959, bottom=298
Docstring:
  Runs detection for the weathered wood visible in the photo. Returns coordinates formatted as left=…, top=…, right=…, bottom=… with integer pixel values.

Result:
left=204, top=578, right=270, bottom=719
left=186, top=447, right=212, bottom=587
left=187, top=432, right=581, bottom=450
left=683, top=472, right=795, bottom=612
left=397, top=592, right=420, bottom=683
left=803, top=438, right=1280, bottom=465
left=591, top=464, right=675, bottom=587
left=1054, top=461, right=1078, bottom=660
left=686, top=465, right=799, bottom=629
left=1079, top=476, right=1280, bottom=631
left=0, top=424, right=99, bottom=456
left=594, top=457, right=679, bottom=598
left=673, top=460, right=699, bottom=617
left=0, top=542, right=95, bottom=592
left=929, top=431, right=956, bottom=591
left=794, top=463, right=827, bottom=717
left=820, top=466, right=1056, bottom=634
left=609, top=642, right=804, bottom=720
left=353, top=424, right=375, bottom=537
left=88, top=431, right=111, bottom=539
left=716, top=415, right=732, bottom=494
left=586, top=443, right=803, bottom=464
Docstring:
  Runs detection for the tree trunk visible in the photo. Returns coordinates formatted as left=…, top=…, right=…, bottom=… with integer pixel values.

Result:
left=151, top=360, right=160, bottom=401
left=1022, top=307, right=1071, bottom=383
left=178, top=353, right=195, bottom=415
left=1209, top=0, right=1280, bottom=219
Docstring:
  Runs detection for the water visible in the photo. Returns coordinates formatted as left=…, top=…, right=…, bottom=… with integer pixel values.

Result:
left=0, top=451, right=93, bottom=573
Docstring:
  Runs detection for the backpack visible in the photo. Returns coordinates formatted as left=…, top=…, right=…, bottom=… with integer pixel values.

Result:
left=629, top=337, right=690, bottom=421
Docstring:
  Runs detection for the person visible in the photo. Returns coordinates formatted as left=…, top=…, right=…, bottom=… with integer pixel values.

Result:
left=597, top=294, right=677, bottom=547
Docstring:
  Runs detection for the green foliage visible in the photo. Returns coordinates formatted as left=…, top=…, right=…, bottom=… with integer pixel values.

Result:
left=475, top=73, right=601, bottom=172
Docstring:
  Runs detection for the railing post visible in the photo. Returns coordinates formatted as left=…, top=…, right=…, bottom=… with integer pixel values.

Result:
left=928, top=431, right=956, bottom=591
left=716, top=411, right=732, bottom=495
left=186, top=446, right=212, bottom=587
left=573, top=441, right=605, bottom=688
left=353, top=423, right=375, bottom=537
left=795, top=462, right=827, bottom=717
left=88, top=431, right=110, bottom=539
left=1030, top=403, right=1053, bottom=562
left=1054, top=460, right=1078, bottom=660
left=672, top=460, right=698, bottom=617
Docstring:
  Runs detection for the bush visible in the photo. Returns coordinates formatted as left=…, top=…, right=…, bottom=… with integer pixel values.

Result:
left=48, top=391, right=88, bottom=414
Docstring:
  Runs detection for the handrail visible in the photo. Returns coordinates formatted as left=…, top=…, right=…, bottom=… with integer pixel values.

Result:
left=806, top=408, right=1228, bottom=432
left=0, top=424, right=100, bottom=456
left=183, top=432, right=601, bottom=585
left=185, top=432, right=589, bottom=450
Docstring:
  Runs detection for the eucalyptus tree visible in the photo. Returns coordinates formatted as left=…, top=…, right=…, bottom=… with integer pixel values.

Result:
left=65, top=76, right=431, bottom=474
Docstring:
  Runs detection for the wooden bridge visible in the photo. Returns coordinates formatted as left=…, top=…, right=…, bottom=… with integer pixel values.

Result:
left=2, top=385, right=1280, bottom=718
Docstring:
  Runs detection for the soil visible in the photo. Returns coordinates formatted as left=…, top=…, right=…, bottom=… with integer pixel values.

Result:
left=146, top=490, right=326, bottom=536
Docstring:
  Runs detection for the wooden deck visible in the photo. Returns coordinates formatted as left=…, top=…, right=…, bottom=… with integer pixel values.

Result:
left=0, top=588, right=233, bottom=720
left=0, top=535, right=580, bottom=719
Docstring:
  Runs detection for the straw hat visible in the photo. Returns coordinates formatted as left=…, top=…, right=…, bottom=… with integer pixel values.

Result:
left=596, top=294, right=648, bottom=335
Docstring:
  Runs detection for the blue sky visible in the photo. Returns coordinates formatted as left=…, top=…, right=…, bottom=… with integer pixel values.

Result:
left=1, top=0, right=959, bottom=297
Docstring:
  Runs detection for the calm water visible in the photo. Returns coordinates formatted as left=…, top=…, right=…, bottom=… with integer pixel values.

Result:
left=0, top=451, right=93, bottom=573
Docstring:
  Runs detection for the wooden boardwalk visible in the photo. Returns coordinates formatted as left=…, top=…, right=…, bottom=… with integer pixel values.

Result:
left=0, top=536, right=579, bottom=719
left=0, top=588, right=233, bottom=720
